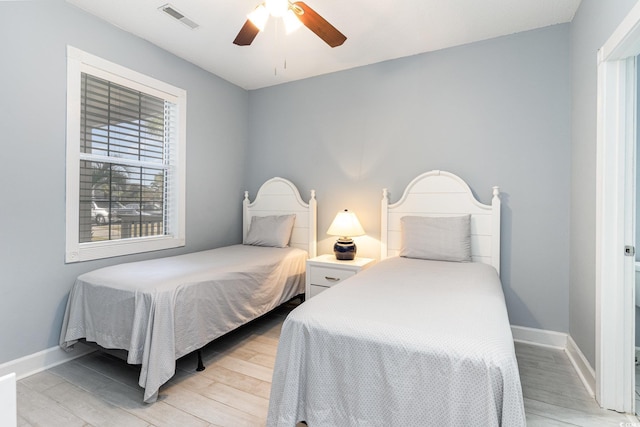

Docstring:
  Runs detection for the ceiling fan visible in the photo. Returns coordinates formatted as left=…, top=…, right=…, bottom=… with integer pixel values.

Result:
left=233, top=0, right=347, bottom=48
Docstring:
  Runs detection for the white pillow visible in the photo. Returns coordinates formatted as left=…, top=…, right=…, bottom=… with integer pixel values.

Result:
left=244, top=214, right=296, bottom=248
left=400, top=215, right=471, bottom=262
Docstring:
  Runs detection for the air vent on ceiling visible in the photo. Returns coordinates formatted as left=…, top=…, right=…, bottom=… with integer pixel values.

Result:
left=159, top=4, right=199, bottom=30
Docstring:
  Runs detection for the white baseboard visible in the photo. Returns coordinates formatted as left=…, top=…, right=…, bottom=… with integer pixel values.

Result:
left=511, top=325, right=596, bottom=398
left=511, top=325, right=567, bottom=349
left=0, top=342, right=94, bottom=381
left=565, top=335, right=596, bottom=397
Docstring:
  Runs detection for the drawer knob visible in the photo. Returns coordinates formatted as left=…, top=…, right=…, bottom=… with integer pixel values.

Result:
left=325, top=276, right=340, bottom=282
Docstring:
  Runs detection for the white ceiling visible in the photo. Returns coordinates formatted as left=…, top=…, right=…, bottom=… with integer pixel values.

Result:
left=66, top=0, right=581, bottom=90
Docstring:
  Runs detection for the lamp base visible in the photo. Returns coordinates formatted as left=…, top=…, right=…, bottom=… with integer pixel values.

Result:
left=333, top=238, right=356, bottom=260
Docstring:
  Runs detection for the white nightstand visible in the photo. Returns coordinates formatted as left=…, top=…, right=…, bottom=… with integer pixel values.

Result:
left=305, top=254, right=375, bottom=299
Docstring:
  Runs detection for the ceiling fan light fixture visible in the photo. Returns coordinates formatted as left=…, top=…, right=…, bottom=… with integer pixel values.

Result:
left=265, top=0, right=289, bottom=17
left=234, top=0, right=346, bottom=48
left=247, top=4, right=269, bottom=31
left=283, top=8, right=302, bottom=34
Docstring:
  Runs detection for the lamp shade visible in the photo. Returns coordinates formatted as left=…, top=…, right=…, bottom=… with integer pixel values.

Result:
left=327, top=210, right=365, bottom=237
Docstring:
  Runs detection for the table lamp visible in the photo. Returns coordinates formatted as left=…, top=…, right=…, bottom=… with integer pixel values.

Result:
left=327, top=209, right=365, bottom=260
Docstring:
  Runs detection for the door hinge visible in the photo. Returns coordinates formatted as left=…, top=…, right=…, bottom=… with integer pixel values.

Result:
left=625, top=245, right=635, bottom=256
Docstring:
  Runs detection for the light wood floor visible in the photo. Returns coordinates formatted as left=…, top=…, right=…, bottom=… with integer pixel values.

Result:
left=16, top=300, right=638, bottom=426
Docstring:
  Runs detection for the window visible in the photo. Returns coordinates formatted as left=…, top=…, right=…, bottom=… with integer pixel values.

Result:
left=66, top=47, right=186, bottom=262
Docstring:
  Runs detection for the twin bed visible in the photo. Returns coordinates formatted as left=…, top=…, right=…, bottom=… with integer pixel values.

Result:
left=60, top=171, right=525, bottom=426
left=59, top=177, right=317, bottom=403
left=267, top=170, right=526, bottom=426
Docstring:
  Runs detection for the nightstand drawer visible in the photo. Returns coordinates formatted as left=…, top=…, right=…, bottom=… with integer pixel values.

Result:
left=310, top=266, right=356, bottom=287
left=309, top=284, right=329, bottom=298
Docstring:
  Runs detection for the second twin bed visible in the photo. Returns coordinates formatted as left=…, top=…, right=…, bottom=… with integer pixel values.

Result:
left=267, top=170, right=526, bottom=426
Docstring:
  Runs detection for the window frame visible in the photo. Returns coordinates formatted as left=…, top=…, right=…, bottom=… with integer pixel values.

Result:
left=65, top=46, right=186, bottom=263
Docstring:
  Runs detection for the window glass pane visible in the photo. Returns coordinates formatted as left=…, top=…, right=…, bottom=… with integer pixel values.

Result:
left=78, top=161, right=166, bottom=243
left=81, top=74, right=165, bottom=164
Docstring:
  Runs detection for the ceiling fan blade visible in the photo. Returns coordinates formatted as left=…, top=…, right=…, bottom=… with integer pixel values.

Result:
left=233, top=20, right=260, bottom=46
left=293, top=2, right=346, bottom=48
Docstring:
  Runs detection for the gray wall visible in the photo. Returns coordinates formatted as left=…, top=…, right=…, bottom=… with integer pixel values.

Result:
left=569, top=0, right=638, bottom=367
left=0, top=1, right=248, bottom=364
left=246, top=25, right=572, bottom=332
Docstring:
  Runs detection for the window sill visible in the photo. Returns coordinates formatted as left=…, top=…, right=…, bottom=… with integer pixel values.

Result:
left=66, top=235, right=185, bottom=263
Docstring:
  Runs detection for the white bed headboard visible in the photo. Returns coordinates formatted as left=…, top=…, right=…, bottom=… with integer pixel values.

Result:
left=243, top=177, right=317, bottom=258
left=381, top=170, right=501, bottom=273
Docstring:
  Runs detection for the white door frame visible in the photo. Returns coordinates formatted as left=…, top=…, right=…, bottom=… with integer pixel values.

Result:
left=596, top=3, right=640, bottom=413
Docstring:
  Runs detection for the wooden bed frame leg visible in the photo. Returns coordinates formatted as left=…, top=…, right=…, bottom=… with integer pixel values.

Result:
left=196, top=350, right=205, bottom=372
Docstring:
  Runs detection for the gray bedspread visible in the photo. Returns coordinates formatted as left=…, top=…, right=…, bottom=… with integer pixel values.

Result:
left=60, top=244, right=306, bottom=402
left=268, top=256, right=525, bottom=426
